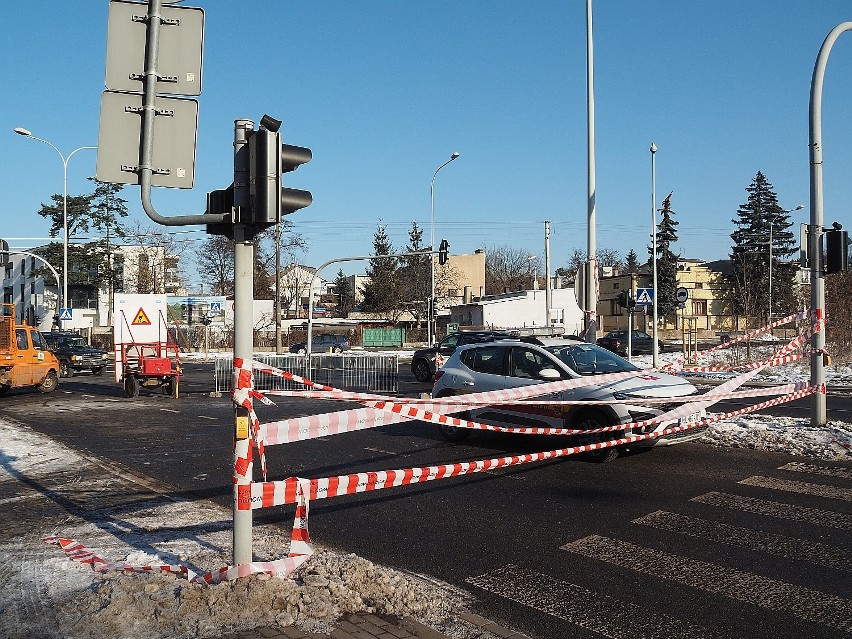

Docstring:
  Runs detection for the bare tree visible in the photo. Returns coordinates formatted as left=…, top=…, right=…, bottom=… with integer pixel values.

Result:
left=485, top=245, right=536, bottom=294
left=195, top=235, right=235, bottom=297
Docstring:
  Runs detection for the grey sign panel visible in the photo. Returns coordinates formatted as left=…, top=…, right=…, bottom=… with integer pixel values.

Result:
left=96, top=90, right=198, bottom=189
left=105, top=0, right=204, bottom=96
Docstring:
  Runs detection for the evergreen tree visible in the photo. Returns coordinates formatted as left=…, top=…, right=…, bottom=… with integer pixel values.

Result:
left=649, top=192, right=680, bottom=317
left=360, top=223, right=399, bottom=315
left=624, top=249, right=640, bottom=274
left=333, top=269, right=353, bottom=317
left=397, top=221, right=430, bottom=322
left=730, top=172, right=796, bottom=320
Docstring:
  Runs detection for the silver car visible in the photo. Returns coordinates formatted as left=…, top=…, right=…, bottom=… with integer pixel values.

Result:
left=431, top=339, right=704, bottom=462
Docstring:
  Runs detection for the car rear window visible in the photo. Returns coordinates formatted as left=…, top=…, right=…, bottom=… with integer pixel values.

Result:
left=460, top=345, right=507, bottom=375
left=546, top=344, right=638, bottom=375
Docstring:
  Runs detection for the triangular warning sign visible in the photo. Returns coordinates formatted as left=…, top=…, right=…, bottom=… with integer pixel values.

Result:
left=132, top=308, right=152, bottom=325
left=636, top=289, right=652, bottom=305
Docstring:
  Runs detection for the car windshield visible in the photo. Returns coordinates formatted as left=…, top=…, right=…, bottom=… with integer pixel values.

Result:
left=63, top=337, right=88, bottom=348
left=544, top=343, right=639, bottom=375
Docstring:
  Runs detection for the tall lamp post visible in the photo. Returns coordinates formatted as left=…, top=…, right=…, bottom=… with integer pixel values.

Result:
left=650, top=143, right=659, bottom=368
left=429, top=151, right=459, bottom=346
left=768, top=204, right=804, bottom=322
left=14, top=128, right=96, bottom=324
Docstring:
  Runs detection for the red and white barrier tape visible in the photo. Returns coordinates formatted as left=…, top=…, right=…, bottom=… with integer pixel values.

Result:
left=42, top=478, right=313, bottom=584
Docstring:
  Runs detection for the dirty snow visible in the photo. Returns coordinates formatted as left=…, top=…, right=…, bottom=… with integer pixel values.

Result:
left=1, top=345, right=851, bottom=639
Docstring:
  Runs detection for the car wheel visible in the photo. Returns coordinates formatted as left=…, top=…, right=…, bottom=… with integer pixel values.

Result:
left=0, top=383, right=10, bottom=396
left=38, top=371, right=59, bottom=393
left=435, top=390, right=471, bottom=442
left=59, top=360, right=72, bottom=378
left=92, top=366, right=105, bottom=376
left=572, top=409, right=620, bottom=463
left=333, top=346, right=343, bottom=354
left=412, top=358, right=433, bottom=383
left=124, top=374, right=139, bottom=398
left=296, top=347, right=307, bottom=356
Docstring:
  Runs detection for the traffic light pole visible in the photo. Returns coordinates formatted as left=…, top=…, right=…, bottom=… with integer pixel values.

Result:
left=807, top=22, right=852, bottom=428
left=232, top=118, right=255, bottom=566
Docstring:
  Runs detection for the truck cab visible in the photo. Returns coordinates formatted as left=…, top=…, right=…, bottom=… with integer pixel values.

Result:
left=0, top=307, right=60, bottom=394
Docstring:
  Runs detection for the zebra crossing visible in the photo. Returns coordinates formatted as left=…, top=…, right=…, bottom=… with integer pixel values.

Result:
left=466, top=460, right=852, bottom=638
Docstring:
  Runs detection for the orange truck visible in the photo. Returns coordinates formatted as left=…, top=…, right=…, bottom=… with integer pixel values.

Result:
left=0, top=305, right=60, bottom=395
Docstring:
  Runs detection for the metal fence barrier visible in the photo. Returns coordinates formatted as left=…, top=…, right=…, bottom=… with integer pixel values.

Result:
left=213, top=353, right=399, bottom=395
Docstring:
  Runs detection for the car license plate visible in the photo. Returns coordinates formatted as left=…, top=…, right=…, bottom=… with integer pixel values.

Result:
left=678, top=411, right=701, bottom=426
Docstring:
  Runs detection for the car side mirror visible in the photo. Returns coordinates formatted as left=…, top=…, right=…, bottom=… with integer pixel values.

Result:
left=538, top=367, right=561, bottom=380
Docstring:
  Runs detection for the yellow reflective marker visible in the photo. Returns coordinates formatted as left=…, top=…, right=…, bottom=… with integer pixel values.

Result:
left=236, top=416, right=250, bottom=439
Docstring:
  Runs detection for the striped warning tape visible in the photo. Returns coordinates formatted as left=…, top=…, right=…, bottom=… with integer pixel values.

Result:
left=42, top=478, right=314, bottom=584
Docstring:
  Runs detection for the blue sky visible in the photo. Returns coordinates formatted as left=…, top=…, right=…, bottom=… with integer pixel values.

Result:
left=4, top=1, right=852, bottom=286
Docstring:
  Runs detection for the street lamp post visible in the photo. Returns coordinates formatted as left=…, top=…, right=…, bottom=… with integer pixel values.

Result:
left=14, top=128, right=95, bottom=325
left=429, top=151, right=459, bottom=347
left=768, top=204, right=804, bottom=322
left=650, top=143, right=659, bottom=368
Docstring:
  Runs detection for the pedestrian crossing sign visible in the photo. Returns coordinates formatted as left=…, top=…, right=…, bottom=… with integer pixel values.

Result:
left=635, top=288, right=654, bottom=306
left=59, top=308, right=72, bottom=321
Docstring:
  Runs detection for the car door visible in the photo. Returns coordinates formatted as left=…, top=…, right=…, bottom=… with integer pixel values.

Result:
left=13, top=329, right=34, bottom=386
left=470, top=345, right=567, bottom=431
left=29, top=329, right=52, bottom=383
left=632, top=330, right=653, bottom=353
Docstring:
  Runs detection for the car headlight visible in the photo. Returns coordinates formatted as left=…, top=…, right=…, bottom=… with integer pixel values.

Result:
left=613, top=392, right=631, bottom=401
left=71, top=355, right=79, bottom=361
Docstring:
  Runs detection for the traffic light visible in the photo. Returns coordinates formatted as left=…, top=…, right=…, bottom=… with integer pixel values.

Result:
left=825, top=222, right=849, bottom=274
left=249, top=125, right=313, bottom=227
left=617, top=291, right=628, bottom=308
left=438, top=239, right=449, bottom=266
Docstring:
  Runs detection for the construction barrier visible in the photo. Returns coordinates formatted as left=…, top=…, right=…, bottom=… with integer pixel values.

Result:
left=46, top=310, right=825, bottom=584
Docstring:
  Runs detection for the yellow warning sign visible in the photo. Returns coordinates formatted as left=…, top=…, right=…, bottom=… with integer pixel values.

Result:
left=132, top=308, right=152, bottom=325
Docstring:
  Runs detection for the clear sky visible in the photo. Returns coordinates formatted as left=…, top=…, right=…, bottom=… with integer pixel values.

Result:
left=4, top=1, right=852, bottom=286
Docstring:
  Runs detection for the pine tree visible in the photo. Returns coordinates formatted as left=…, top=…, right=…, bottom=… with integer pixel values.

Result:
left=648, top=192, right=680, bottom=317
left=360, top=223, right=399, bottom=315
left=729, top=171, right=796, bottom=320
left=333, top=269, right=353, bottom=317
left=624, top=249, right=639, bottom=274
left=397, top=221, right=430, bottom=322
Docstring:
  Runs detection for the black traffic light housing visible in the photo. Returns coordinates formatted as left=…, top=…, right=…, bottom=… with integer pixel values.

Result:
left=617, top=290, right=628, bottom=308
left=438, top=239, right=449, bottom=266
left=825, top=222, right=849, bottom=274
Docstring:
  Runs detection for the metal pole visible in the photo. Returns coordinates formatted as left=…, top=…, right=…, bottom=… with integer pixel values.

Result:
left=585, top=0, right=598, bottom=340
left=275, top=223, right=282, bottom=353
left=544, top=221, right=552, bottom=331
left=768, top=219, right=773, bottom=323
left=650, top=143, right=659, bottom=367
left=429, top=152, right=459, bottom=347
left=808, top=23, right=852, bottom=427
left=232, top=118, right=254, bottom=565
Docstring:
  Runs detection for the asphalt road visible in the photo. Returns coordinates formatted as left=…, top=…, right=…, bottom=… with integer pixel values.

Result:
left=1, top=362, right=850, bottom=639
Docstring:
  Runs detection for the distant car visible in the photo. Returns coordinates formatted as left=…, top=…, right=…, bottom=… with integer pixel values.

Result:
left=410, top=330, right=520, bottom=383
left=596, top=330, right=664, bottom=356
left=289, top=333, right=351, bottom=355
left=431, top=340, right=703, bottom=462
left=42, top=332, right=110, bottom=378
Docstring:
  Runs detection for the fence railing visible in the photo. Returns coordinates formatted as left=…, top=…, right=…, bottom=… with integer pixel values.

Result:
left=213, top=353, right=399, bottom=395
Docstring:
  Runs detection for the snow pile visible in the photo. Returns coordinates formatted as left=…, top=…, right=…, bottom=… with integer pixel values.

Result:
left=701, top=414, right=852, bottom=460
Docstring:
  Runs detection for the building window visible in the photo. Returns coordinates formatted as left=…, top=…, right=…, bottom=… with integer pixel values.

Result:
left=692, top=300, right=707, bottom=316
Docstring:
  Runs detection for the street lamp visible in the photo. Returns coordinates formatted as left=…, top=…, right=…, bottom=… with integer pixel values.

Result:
left=650, top=143, right=659, bottom=368
left=429, top=151, right=460, bottom=346
left=768, top=204, right=804, bottom=322
left=14, top=128, right=96, bottom=325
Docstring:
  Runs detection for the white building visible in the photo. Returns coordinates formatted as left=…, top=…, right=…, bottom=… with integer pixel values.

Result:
left=449, top=287, right=585, bottom=335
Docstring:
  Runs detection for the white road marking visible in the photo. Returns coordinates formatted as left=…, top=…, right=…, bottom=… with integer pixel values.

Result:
left=466, top=564, right=719, bottom=639
left=197, top=415, right=218, bottom=421
left=561, top=535, right=852, bottom=633
left=778, top=462, right=852, bottom=481
left=632, top=510, right=851, bottom=571
left=159, top=408, right=180, bottom=414
left=691, top=491, right=852, bottom=530
left=739, top=476, right=852, bottom=502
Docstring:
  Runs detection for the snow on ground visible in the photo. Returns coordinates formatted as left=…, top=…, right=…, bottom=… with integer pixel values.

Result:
left=2, top=344, right=851, bottom=639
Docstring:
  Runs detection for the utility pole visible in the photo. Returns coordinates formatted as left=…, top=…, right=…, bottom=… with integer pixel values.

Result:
left=544, top=221, right=552, bottom=333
